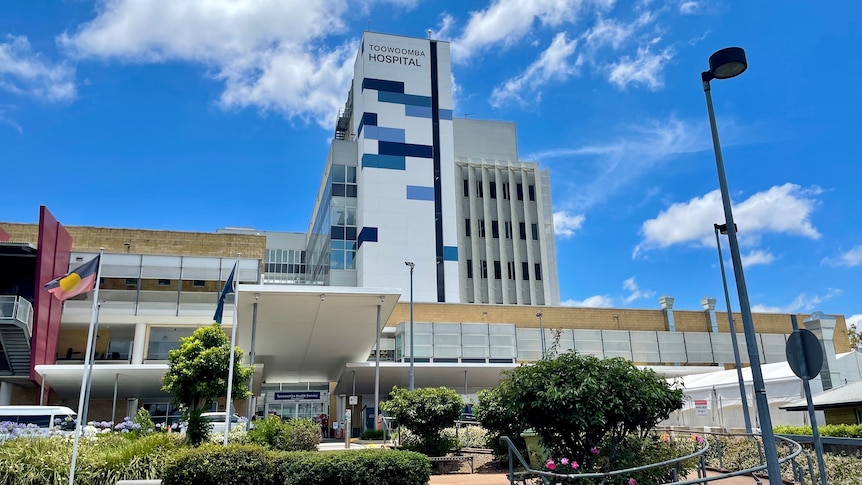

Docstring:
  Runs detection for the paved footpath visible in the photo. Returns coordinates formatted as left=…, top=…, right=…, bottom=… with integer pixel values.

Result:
left=429, top=471, right=775, bottom=485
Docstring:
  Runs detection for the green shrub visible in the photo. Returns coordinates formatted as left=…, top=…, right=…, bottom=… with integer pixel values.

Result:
left=774, top=424, right=862, bottom=438
left=475, top=382, right=527, bottom=458
left=162, top=444, right=280, bottom=485
left=246, top=415, right=320, bottom=451
left=0, top=433, right=183, bottom=484
left=279, top=449, right=430, bottom=485
left=133, top=407, right=156, bottom=435
left=441, top=424, right=489, bottom=449
left=361, top=429, right=385, bottom=440
left=381, top=387, right=463, bottom=456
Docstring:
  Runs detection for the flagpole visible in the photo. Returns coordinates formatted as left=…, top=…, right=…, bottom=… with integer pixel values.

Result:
left=69, top=248, right=104, bottom=485
left=81, top=301, right=102, bottom=426
left=223, top=253, right=240, bottom=446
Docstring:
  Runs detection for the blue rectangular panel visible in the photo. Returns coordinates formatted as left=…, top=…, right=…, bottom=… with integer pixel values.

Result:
left=363, top=125, right=379, bottom=140
left=378, top=90, right=405, bottom=104
left=357, top=226, right=379, bottom=249
left=362, top=78, right=404, bottom=93
left=361, top=154, right=405, bottom=170
left=379, top=141, right=434, bottom=158
left=405, top=105, right=432, bottom=118
left=362, top=112, right=378, bottom=126
left=403, top=94, right=432, bottom=107
left=439, top=109, right=453, bottom=120
left=376, top=127, right=406, bottom=143
left=406, top=185, right=435, bottom=201
left=443, top=246, right=458, bottom=261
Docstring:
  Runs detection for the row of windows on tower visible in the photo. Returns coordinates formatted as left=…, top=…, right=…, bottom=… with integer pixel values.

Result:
left=463, top=180, right=536, bottom=201
left=465, top=219, right=539, bottom=240
left=465, top=260, right=542, bottom=281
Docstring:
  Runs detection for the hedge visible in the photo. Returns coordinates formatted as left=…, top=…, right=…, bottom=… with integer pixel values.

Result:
left=162, top=444, right=280, bottom=485
left=280, top=450, right=430, bottom=485
left=774, top=424, right=862, bottom=439
left=161, top=446, right=430, bottom=485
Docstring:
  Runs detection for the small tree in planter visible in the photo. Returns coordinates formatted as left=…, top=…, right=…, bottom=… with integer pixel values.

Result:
left=489, top=352, right=683, bottom=470
left=161, top=323, right=254, bottom=446
left=381, top=387, right=463, bottom=456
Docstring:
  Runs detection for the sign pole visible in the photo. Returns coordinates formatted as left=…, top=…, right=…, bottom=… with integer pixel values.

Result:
left=789, top=315, right=828, bottom=485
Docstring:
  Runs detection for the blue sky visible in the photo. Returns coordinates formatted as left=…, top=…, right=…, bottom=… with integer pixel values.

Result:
left=1, top=1, right=860, bottom=325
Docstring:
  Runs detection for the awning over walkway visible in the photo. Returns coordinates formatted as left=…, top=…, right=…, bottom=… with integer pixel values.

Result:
left=235, top=285, right=402, bottom=384
left=333, top=362, right=518, bottom=395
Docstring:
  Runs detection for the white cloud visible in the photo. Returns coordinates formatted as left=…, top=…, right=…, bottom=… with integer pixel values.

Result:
left=752, top=288, right=842, bottom=314
left=0, top=105, right=22, bottom=134
left=847, top=314, right=862, bottom=330
left=562, top=294, right=614, bottom=307
left=822, top=245, right=862, bottom=267
left=553, top=211, right=586, bottom=238
left=60, top=0, right=411, bottom=126
left=635, top=183, right=822, bottom=256
left=451, top=0, right=585, bottom=62
left=528, top=117, right=712, bottom=211
left=581, top=11, right=655, bottom=50
left=607, top=43, right=674, bottom=90
left=0, top=35, right=76, bottom=102
left=490, top=32, right=579, bottom=107
left=623, top=276, right=654, bottom=304
left=679, top=1, right=700, bottom=14
left=740, top=249, right=775, bottom=267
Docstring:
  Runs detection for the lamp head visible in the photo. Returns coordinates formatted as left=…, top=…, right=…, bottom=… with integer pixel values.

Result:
left=705, top=47, right=747, bottom=80
left=404, top=261, right=415, bottom=269
left=536, top=312, right=543, bottom=318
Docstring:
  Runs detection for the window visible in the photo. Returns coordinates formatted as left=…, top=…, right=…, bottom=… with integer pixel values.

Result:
left=504, top=221, right=512, bottom=239
left=480, top=260, right=488, bottom=279
left=478, top=220, right=486, bottom=238
left=502, top=183, right=510, bottom=200
left=124, top=278, right=138, bottom=286
left=519, top=222, right=527, bottom=240
left=491, top=220, right=499, bottom=238
left=192, top=280, right=206, bottom=287
left=466, top=259, right=473, bottom=279
left=489, top=181, right=497, bottom=199
left=463, top=179, right=469, bottom=197
left=516, top=183, right=524, bottom=201
left=507, top=261, right=516, bottom=280
left=532, top=223, right=539, bottom=240
left=476, top=180, right=484, bottom=198
left=529, top=184, right=536, bottom=201
left=158, top=279, right=170, bottom=286
left=493, top=261, right=502, bottom=279
left=534, top=263, right=542, bottom=281
left=465, top=218, right=471, bottom=237
left=522, top=262, right=530, bottom=280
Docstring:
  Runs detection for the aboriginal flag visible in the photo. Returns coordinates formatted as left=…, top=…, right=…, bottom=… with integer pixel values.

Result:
left=43, top=255, right=100, bottom=301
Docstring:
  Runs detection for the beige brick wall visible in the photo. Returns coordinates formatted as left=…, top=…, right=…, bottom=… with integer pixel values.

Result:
left=1, top=223, right=265, bottom=259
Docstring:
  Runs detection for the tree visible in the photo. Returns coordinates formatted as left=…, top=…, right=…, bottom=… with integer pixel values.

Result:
left=381, top=387, right=463, bottom=456
left=496, top=352, right=683, bottom=467
left=475, top=378, right=528, bottom=458
left=847, top=323, right=860, bottom=350
left=161, top=323, right=254, bottom=445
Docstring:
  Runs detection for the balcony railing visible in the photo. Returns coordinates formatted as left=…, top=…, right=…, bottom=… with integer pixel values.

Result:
left=0, top=295, right=33, bottom=337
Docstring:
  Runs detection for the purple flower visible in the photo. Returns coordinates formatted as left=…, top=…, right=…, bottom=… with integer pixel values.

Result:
left=628, top=479, right=637, bottom=485
left=560, top=458, right=569, bottom=465
left=545, top=459, right=556, bottom=471
left=590, top=447, right=599, bottom=454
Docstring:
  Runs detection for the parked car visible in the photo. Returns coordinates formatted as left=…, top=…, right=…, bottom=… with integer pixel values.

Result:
left=0, top=405, right=77, bottom=430
left=179, top=412, right=247, bottom=435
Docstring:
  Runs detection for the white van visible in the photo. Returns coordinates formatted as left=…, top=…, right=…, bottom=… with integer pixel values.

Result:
left=0, top=406, right=77, bottom=430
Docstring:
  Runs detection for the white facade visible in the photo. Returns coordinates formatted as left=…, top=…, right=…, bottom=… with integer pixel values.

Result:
left=297, top=32, right=559, bottom=305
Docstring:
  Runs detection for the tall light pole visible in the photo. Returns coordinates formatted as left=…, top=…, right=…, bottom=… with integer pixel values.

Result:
left=536, top=312, right=545, bottom=355
left=703, top=47, right=781, bottom=480
left=405, top=261, right=415, bottom=390
left=713, top=223, right=752, bottom=434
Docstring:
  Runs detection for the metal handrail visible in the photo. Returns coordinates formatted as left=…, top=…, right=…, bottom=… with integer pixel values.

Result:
left=502, top=430, right=808, bottom=485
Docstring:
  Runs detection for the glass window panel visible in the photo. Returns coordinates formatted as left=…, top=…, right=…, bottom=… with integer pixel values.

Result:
left=346, top=207, right=356, bottom=226
left=332, top=183, right=346, bottom=197
left=345, top=250, right=355, bottom=269
left=346, top=165, right=356, bottom=183
left=330, top=250, right=344, bottom=270
left=332, top=164, right=346, bottom=183
left=346, top=185, right=358, bottom=197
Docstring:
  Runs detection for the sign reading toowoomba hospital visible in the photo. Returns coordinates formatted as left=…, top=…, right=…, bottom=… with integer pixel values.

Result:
left=367, top=43, right=426, bottom=67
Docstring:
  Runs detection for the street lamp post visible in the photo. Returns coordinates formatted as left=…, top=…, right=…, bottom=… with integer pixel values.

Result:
left=702, top=47, right=781, bottom=480
left=536, top=312, right=545, bottom=355
left=713, top=223, right=753, bottom=434
left=405, top=261, right=415, bottom=391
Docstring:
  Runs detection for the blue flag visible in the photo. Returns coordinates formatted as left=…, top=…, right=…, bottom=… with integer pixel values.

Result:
left=213, top=263, right=236, bottom=324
